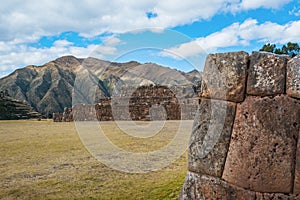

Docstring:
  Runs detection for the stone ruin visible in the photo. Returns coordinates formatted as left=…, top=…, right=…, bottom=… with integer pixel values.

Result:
left=53, top=85, right=199, bottom=122
left=0, top=90, right=41, bottom=120
left=180, top=51, right=300, bottom=199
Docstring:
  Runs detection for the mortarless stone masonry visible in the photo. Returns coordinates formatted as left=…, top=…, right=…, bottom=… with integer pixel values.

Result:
left=247, top=51, right=289, bottom=96
left=287, top=54, right=300, bottom=99
left=53, top=85, right=198, bottom=122
left=222, top=95, right=300, bottom=193
left=180, top=51, right=300, bottom=199
left=188, top=99, right=236, bottom=177
left=201, top=51, right=249, bottom=102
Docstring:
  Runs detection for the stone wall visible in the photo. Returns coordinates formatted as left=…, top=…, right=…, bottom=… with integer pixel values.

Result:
left=0, top=93, right=41, bottom=120
left=53, top=85, right=198, bottom=122
left=180, top=51, right=300, bottom=199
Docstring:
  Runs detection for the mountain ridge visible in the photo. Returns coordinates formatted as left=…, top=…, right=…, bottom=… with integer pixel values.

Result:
left=0, top=56, right=201, bottom=117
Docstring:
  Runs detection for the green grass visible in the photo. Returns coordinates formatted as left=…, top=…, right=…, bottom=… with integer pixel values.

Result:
left=0, top=120, right=191, bottom=199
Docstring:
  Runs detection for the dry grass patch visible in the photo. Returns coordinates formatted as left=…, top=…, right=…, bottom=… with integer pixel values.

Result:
left=0, top=120, right=191, bottom=199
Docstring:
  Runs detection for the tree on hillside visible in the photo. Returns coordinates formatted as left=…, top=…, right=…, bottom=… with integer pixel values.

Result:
left=259, top=42, right=300, bottom=57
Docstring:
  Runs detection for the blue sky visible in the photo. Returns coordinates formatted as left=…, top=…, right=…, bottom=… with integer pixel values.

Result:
left=0, top=0, right=300, bottom=77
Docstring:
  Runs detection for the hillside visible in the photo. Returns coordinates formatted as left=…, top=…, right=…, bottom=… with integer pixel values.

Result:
left=0, top=56, right=201, bottom=116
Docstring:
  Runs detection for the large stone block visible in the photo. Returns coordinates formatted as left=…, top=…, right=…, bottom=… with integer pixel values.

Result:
left=180, top=172, right=255, bottom=200
left=222, top=95, right=300, bottom=193
left=255, top=192, right=300, bottom=200
left=201, top=51, right=249, bottom=102
left=188, top=98, right=236, bottom=177
left=180, top=172, right=300, bottom=200
left=287, top=54, right=300, bottom=99
left=247, top=51, right=289, bottom=96
left=293, top=110, right=300, bottom=194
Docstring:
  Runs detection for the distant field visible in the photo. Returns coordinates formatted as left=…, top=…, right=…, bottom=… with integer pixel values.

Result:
left=0, top=120, right=192, bottom=199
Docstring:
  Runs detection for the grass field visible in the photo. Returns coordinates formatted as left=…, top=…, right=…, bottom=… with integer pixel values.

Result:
left=0, top=120, right=192, bottom=199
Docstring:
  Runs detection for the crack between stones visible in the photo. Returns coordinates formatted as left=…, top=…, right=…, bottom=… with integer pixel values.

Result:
left=283, top=58, right=288, bottom=95
left=291, top=131, right=299, bottom=194
left=243, top=55, right=251, bottom=100
left=189, top=171, right=300, bottom=199
left=220, top=102, right=237, bottom=179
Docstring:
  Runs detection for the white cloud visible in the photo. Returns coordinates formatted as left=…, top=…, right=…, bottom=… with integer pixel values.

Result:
left=53, top=40, right=73, bottom=47
left=0, top=36, right=122, bottom=78
left=239, top=0, right=291, bottom=9
left=0, top=0, right=295, bottom=77
left=102, top=36, right=122, bottom=47
left=289, top=6, right=300, bottom=16
left=227, top=0, right=292, bottom=12
left=160, top=41, right=206, bottom=59
left=162, top=18, right=300, bottom=57
left=0, top=0, right=293, bottom=43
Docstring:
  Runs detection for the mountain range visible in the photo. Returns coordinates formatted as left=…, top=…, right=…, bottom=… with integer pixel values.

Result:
left=0, top=56, right=201, bottom=117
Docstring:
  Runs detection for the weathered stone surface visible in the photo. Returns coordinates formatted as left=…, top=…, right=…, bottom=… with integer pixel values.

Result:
left=180, top=172, right=300, bottom=200
left=53, top=112, right=63, bottom=122
left=188, top=98, right=236, bottom=177
left=201, top=51, right=249, bottom=102
left=180, top=172, right=255, bottom=200
left=255, top=192, right=300, bottom=200
left=54, top=85, right=198, bottom=122
left=62, top=107, right=73, bottom=122
left=247, top=51, right=289, bottom=96
left=181, top=51, right=300, bottom=199
left=287, top=54, right=300, bottom=99
left=0, top=93, right=41, bottom=120
left=222, top=95, right=300, bottom=193
left=293, top=118, right=300, bottom=194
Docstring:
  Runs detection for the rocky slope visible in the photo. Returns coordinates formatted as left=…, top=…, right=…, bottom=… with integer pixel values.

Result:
left=0, top=56, right=201, bottom=116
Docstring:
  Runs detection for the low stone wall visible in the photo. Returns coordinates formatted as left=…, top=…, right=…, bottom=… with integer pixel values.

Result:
left=53, top=113, right=63, bottom=122
left=53, top=85, right=198, bottom=122
left=0, top=95, right=41, bottom=120
left=180, top=51, right=300, bottom=199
